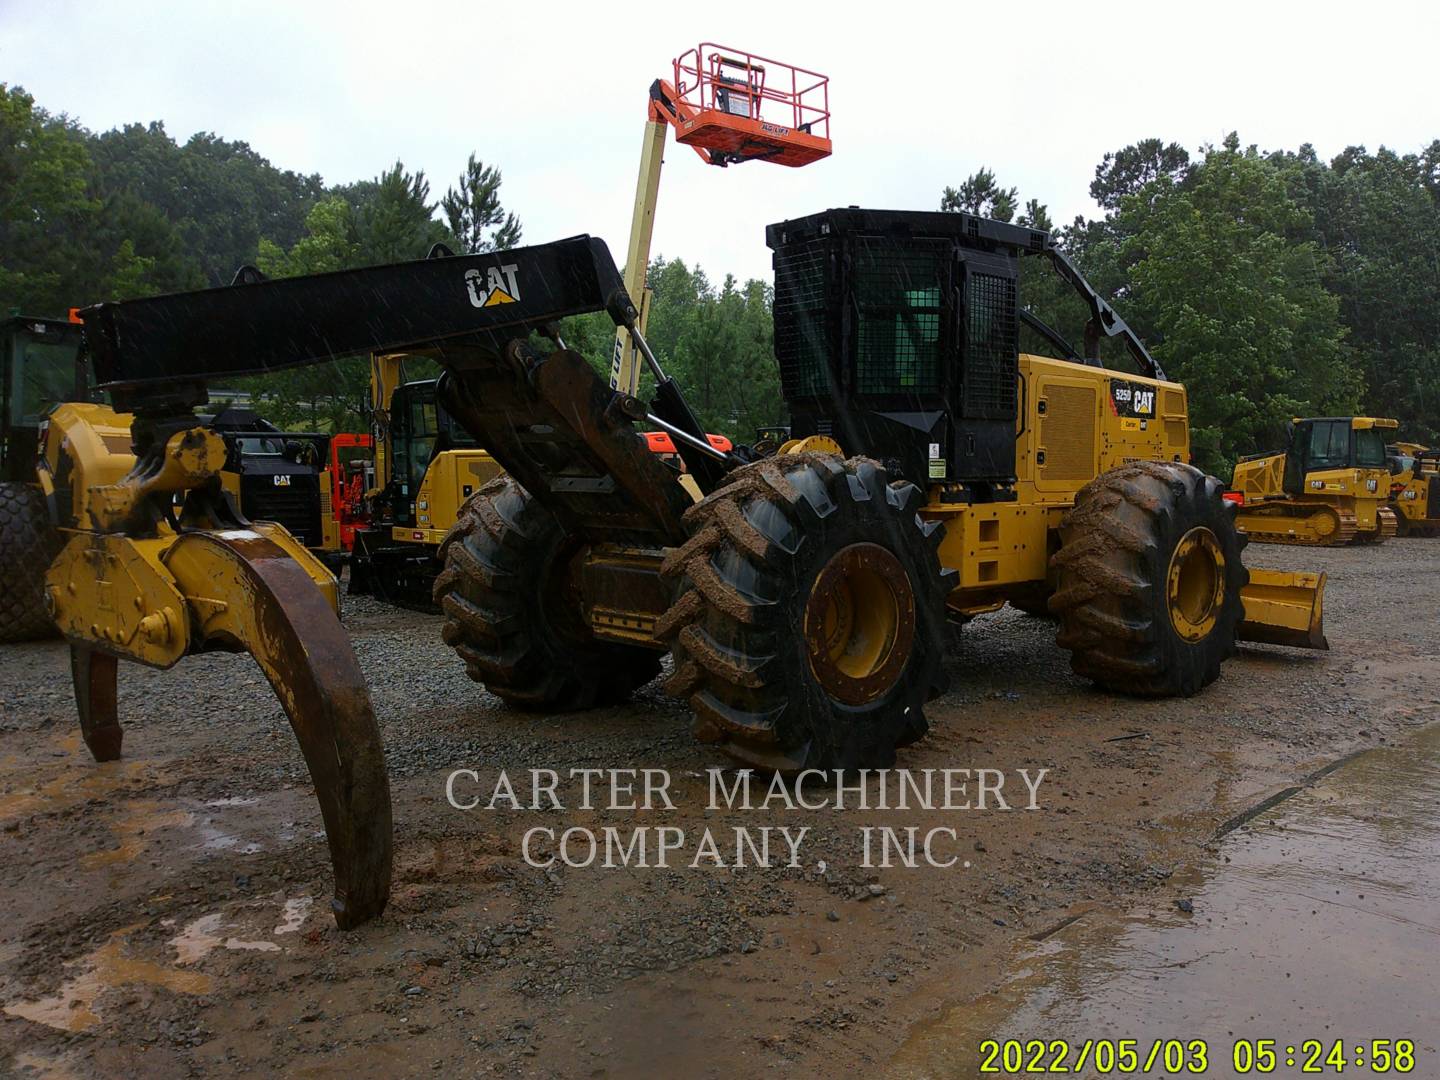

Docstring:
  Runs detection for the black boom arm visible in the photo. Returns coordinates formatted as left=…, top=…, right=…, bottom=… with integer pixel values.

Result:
left=1041, top=243, right=1165, bottom=381
left=82, top=236, right=638, bottom=404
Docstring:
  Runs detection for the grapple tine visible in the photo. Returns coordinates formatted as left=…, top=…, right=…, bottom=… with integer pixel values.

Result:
left=164, top=531, right=393, bottom=929
left=70, top=646, right=123, bottom=762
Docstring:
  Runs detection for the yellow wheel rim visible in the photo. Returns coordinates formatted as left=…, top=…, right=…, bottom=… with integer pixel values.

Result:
left=803, top=543, right=916, bottom=705
left=1166, top=527, right=1225, bottom=642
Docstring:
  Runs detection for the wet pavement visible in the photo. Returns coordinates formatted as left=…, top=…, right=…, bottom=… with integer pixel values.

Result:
left=891, top=723, right=1440, bottom=1078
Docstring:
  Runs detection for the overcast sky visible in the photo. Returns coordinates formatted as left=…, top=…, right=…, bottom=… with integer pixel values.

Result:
left=5, top=1, right=1437, bottom=283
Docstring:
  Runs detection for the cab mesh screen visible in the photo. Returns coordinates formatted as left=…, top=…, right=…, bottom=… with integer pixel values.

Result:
left=772, top=239, right=831, bottom=399
left=854, top=241, right=944, bottom=396
left=963, top=271, right=1017, bottom=419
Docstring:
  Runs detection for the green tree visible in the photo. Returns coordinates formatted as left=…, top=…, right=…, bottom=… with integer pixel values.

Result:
left=1271, top=142, right=1440, bottom=442
left=0, top=84, right=98, bottom=314
left=1089, top=139, right=1191, bottom=211
left=89, top=122, right=323, bottom=285
left=1117, top=136, right=1359, bottom=473
left=355, top=162, right=451, bottom=264
left=242, top=198, right=370, bottom=430
left=940, top=167, right=1017, bottom=221
left=442, top=154, right=521, bottom=253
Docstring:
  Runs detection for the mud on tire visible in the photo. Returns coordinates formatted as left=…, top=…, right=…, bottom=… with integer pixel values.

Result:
left=657, top=453, right=950, bottom=771
left=1050, top=461, right=1247, bottom=697
left=0, top=482, right=62, bottom=644
left=434, top=477, right=661, bottom=710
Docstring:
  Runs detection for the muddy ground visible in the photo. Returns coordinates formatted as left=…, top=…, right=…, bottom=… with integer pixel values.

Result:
left=1, top=540, right=1436, bottom=1078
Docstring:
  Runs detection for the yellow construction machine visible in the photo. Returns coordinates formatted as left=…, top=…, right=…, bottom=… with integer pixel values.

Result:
left=30, top=398, right=391, bottom=928
left=1386, top=441, right=1440, bottom=536
left=13, top=203, right=1332, bottom=928
left=0, top=316, right=349, bottom=640
left=347, top=353, right=501, bottom=608
left=1228, top=417, right=1399, bottom=545
left=5, top=40, right=1334, bottom=925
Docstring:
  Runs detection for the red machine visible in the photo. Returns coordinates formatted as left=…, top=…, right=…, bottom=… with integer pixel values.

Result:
left=641, top=430, right=733, bottom=457
left=329, top=432, right=373, bottom=551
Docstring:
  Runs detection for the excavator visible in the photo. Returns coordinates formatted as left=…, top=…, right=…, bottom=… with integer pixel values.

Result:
left=1228, top=417, right=1399, bottom=545
left=347, top=356, right=500, bottom=608
left=3, top=46, right=1329, bottom=931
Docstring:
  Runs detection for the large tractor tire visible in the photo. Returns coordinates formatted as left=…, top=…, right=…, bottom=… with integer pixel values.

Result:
left=1050, top=461, right=1247, bottom=697
left=0, top=482, right=62, bottom=644
left=658, top=453, right=950, bottom=772
left=434, top=478, right=661, bottom=710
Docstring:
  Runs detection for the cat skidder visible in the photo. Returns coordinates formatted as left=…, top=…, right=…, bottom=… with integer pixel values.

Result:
left=34, top=206, right=1328, bottom=926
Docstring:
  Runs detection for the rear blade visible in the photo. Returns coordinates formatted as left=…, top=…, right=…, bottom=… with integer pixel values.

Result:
left=1238, top=568, right=1328, bottom=650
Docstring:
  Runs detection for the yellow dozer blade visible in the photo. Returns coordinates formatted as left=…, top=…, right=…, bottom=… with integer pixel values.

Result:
left=1237, top=568, right=1328, bottom=650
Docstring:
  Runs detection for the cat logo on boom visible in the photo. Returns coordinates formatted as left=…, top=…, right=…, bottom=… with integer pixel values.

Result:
left=464, top=264, right=521, bottom=309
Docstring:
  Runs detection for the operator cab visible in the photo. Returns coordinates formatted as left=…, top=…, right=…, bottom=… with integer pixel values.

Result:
left=1, top=316, right=91, bottom=482
left=1281, top=417, right=1394, bottom=495
left=386, top=379, right=478, bottom=528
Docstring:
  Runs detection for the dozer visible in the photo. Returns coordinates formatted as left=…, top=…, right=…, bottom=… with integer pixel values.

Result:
left=1228, top=417, right=1399, bottom=545
left=1386, top=441, right=1440, bottom=537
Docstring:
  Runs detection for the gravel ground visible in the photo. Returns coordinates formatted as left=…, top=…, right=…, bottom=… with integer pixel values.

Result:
left=1, top=540, right=1437, bottom=1078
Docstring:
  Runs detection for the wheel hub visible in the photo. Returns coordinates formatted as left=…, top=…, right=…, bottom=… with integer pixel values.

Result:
left=1166, top=526, right=1225, bottom=642
left=803, top=543, right=916, bottom=705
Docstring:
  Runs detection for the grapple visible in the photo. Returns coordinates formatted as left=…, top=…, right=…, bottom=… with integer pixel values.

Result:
left=40, top=402, right=391, bottom=929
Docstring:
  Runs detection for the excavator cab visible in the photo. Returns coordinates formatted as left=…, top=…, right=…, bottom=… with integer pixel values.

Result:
left=386, top=379, right=480, bottom=529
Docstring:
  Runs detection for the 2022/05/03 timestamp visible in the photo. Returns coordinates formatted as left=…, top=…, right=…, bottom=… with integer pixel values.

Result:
left=977, top=1037, right=1418, bottom=1074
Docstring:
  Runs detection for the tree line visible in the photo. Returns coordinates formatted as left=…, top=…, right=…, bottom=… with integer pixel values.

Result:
left=3, top=82, right=1436, bottom=475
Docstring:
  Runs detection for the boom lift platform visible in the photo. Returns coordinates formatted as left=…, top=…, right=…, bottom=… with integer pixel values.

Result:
left=610, top=44, right=831, bottom=396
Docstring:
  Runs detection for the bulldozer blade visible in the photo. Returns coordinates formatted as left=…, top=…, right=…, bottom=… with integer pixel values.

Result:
left=165, top=530, right=393, bottom=929
left=1237, top=568, right=1329, bottom=651
left=71, top=646, right=122, bottom=762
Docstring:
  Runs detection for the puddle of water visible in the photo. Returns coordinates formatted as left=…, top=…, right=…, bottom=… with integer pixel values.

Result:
left=198, top=821, right=265, bottom=854
left=0, top=759, right=155, bottom=822
left=170, top=912, right=282, bottom=964
left=3, top=925, right=213, bottom=1033
left=892, top=725, right=1440, bottom=1077
left=275, top=896, right=314, bottom=935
